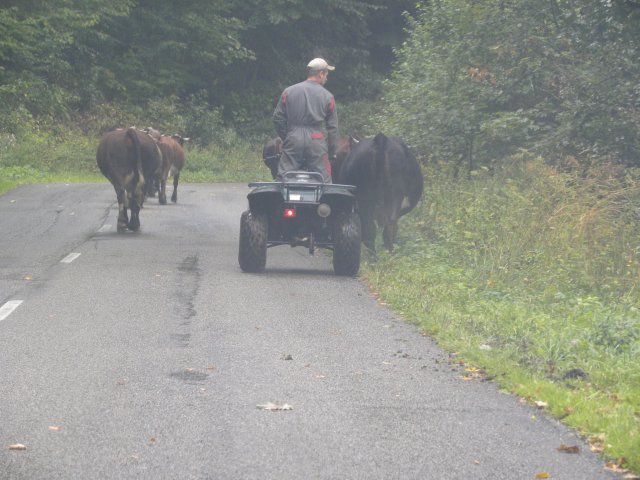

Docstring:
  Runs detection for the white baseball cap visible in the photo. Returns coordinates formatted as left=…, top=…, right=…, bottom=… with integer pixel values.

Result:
left=307, top=57, right=335, bottom=71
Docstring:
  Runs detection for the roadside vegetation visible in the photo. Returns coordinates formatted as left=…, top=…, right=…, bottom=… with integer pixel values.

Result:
left=1, top=0, right=638, bottom=475
left=361, top=160, right=640, bottom=473
left=0, top=127, right=269, bottom=196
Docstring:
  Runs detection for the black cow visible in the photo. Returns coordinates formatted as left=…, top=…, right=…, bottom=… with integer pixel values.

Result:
left=331, top=135, right=361, bottom=183
left=337, top=133, right=423, bottom=252
left=96, top=127, right=154, bottom=232
left=262, top=137, right=282, bottom=179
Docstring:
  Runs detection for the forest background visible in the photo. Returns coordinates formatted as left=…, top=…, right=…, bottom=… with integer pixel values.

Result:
left=0, top=0, right=639, bottom=474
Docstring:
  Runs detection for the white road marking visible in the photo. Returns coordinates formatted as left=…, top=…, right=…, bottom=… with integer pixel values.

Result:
left=60, top=252, right=81, bottom=264
left=0, top=300, right=23, bottom=322
left=98, top=224, right=112, bottom=233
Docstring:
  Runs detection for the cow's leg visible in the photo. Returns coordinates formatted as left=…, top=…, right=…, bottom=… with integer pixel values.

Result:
left=383, top=221, right=398, bottom=252
left=171, top=171, right=180, bottom=203
left=128, top=176, right=146, bottom=231
left=146, top=179, right=156, bottom=198
left=159, top=176, right=167, bottom=205
left=360, top=208, right=377, bottom=252
left=114, top=186, right=129, bottom=233
left=128, top=196, right=141, bottom=231
left=382, top=199, right=402, bottom=252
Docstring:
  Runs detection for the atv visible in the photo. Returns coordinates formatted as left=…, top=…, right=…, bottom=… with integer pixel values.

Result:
left=238, top=171, right=361, bottom=275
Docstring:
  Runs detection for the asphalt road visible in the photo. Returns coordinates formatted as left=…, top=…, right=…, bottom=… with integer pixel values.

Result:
left=0, top=183, right=620, bottom=479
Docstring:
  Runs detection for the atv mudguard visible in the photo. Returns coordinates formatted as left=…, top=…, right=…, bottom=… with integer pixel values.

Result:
left=247, top=180, right=357, bottom=214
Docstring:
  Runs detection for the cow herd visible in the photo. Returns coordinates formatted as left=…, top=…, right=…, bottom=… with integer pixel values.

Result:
left=97, top=127, right=423, bottom=253
left=96, top=127, right=186, bottom=233
left=262, top=132, right=424, bottom=252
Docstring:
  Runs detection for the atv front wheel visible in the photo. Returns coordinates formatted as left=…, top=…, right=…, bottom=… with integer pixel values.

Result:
left=238, top=210, right=268, bottom=272
left=333, top=212, right=361, bottom=276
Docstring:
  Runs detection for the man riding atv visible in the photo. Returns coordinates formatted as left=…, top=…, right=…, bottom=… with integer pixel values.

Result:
left=272, top=57, right=338, bottom=183
left=237, top=57, right=359, bottom=276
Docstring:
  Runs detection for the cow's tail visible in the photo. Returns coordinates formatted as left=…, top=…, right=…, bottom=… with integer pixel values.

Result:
left=399, top=141, right=424, bottom=217
left=126, top=127, right=145, bottom=199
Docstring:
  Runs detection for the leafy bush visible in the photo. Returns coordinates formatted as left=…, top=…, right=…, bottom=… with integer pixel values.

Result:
left=380, top=1, right=640, bottom=170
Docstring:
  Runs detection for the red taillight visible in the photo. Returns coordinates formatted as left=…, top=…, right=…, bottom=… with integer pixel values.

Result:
left=283, top=208, right=296, bottom=218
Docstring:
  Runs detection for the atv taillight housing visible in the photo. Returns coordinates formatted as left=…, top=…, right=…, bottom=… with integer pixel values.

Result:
left=283, top=208, right=296, bottom=218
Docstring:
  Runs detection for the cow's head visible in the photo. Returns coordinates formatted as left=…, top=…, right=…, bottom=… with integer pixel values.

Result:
left=171, top=134, right=189, bottom=146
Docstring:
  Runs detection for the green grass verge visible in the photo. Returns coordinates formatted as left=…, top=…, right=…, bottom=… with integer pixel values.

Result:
left=0, top=129, right=271, bottom=195
left=361, top=159, right=640, bottom=474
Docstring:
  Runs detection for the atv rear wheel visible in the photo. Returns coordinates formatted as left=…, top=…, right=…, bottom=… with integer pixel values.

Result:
left=333, top=212, right=361, bottom=276
left=238, top=210, right=268, bottom=272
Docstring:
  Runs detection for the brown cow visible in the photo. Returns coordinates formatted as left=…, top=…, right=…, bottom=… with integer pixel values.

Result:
left=143, top=127, right=169, bottom=204
left=96, top=127, right=156, bottom=232
left=161, top=134, right=187, bottom=203
left=145, top=127, right=187, bottom=203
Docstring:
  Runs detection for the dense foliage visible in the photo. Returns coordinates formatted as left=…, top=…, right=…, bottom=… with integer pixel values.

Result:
left=0, top=0, right=413, bottom=141
left=380, top=0, right=640, bottom=170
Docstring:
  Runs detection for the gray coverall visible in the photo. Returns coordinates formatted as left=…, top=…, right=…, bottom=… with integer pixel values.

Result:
left=272, top=79, right=338, bottom=183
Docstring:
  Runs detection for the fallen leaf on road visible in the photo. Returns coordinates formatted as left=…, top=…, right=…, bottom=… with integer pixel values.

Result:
left=8, top=444, right=27, bottom=450
left=48, top=426, right=62, bottom=431
left=557, top=444, right=579, bottom=454
left=256, top=402, right=293, bottom=411
left=535, top=472, right=550, bottom=479
left=604, top=462, right=624, bottom=472
left=589, top=433, right=606, bottom=452
left=604, top=459, right=632, bottom=474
